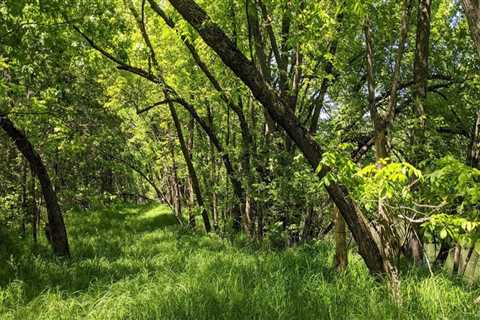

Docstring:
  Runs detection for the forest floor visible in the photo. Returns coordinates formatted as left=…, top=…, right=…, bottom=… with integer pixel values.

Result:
left=1, top=203, right=479, bottom=319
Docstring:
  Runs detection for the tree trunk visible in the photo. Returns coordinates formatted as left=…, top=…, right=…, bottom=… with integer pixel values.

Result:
left=206, top=105, right=219, bottom=231
left=413, top=0, right=432, bottom=124
left=30, top=168, right=39, bottom=244
left=21, top=158, right=28, bottom=237
left=168, top=122, right=183, bottom=222
left=364, top=19, right=401, bottom=294
left=169, top=104, right=211, bottom=232
left=167, top=0, right=387, bottom=276
left=435, top=241, right=450, bottom=266
left=461, top=245, right=475, bottom=276
left=467, top=110, right=480, bottom=169
left=406, top=225, right=424, bottom=265
left=0, top=115, right=69, bottom=257
left=461, top=0, right=480, bottom=57
left=334, top=207, right=348, bottom=271
left=453, top=244, right=462, bottom=275
left=186, top=117, right=197, bottom=229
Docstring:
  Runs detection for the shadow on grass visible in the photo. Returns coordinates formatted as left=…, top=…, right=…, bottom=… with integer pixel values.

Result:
left=1, top=203, right=479, bottom=320
left=0, top=204, right=178, bottom=295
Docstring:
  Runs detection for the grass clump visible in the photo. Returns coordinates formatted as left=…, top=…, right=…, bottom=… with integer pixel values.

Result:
left=0, top=203, right=479, bottom=319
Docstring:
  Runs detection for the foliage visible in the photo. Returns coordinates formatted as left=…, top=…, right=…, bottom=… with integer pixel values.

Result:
left=1, top=204, right=479, bottom=319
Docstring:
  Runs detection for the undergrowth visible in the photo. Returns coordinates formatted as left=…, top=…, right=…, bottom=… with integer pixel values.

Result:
left=0, top=203, right=479, bottom=319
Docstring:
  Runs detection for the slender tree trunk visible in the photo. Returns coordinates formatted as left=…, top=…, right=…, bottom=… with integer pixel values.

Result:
left=21, top=158, right=28, bottom=237
left=435, top=241, right=450, bottom=266
left=186, top=117, right=197, bottom=229
left=461, top=245, right=475, bottom=276
left=364, top=19, right=401, bottom=296
left=30, top=169, right=39, bottom=244
left=168, top=123, right=182, bottom=222
left=0, top=115, right=69, bottom=256
left=406, top=226, right=424, bottom=265
left=413, top=0, right=432, bottom=124
left=453, top=244, right=462, bottom=275
left=467, top=111, right=480, bottom=169
left=169, top=104, right=211, bottom=232
left=206, top=105, right=219, bottom=231
left=470, top=250, right=479, bottom=280
left=301, top=207, right=315, bottom=242
left=334, top=207, right=348, bottom=271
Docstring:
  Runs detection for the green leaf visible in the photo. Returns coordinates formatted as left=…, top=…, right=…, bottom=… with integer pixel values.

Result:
left=440, top=228, right=448, bottom=239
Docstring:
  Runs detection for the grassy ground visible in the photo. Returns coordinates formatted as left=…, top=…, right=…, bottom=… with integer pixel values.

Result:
left=0, top=203, right=479, bottom=319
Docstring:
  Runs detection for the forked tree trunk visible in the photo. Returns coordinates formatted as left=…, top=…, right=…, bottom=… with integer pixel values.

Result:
left=0, top=115, right=69, bottom=256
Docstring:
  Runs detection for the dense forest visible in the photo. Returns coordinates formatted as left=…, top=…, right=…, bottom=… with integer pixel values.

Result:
left=1, top=0, right=480, bottom=318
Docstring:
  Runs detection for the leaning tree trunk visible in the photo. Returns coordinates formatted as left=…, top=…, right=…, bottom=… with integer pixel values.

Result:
left=0, top=114, right=69, bottom=257
left=166, top=0, right=387, bottom=276
left=169, top=104, right=211, bottom=232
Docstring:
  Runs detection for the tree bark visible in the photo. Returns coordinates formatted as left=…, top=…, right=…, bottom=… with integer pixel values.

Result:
left=461, top=0, right=480, bottom=57
left=186, top=117, right=197, bottom=229
left=467, top=110, right=480, bottom=169
left=334, top=207, right=348, bottom=271
left=460, top=245, right=475, bottom=276
left=453, top=244, right=462, bottom=275
left=413, top=0, right=432, bottom=123
left=435, top=241, right=450, bottom=266
left=168, top=122, right=183, bottom=222
left=364, top=19, right=401, bottom=292
left=0, top=115, right=69, bottom=256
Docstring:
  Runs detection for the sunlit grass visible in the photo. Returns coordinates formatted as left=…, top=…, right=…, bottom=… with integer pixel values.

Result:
left=1, top=203, right=479, bottom=319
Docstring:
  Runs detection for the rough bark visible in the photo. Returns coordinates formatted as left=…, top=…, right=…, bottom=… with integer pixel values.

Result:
left=0, top=115, right=69, bottom=257
left=461, top=0, right=480, bottom=57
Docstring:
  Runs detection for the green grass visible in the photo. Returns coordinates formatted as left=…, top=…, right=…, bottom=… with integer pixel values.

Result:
left=1, top=203, right=479, bottom=319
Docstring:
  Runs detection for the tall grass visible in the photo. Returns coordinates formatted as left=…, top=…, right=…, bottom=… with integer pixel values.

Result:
left=0, top=203, right=479, bottom=319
